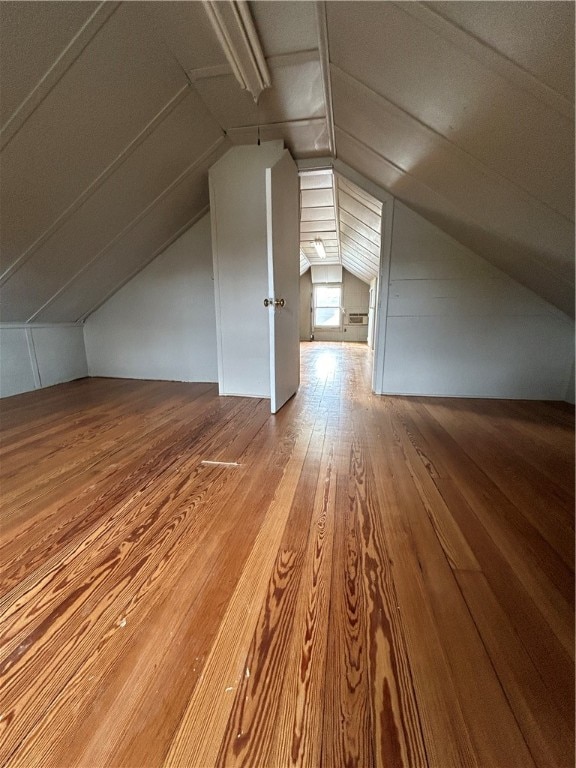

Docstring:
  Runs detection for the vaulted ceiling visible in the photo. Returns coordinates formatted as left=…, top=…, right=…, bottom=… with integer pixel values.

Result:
left=0, top=1, right=573, bottom=322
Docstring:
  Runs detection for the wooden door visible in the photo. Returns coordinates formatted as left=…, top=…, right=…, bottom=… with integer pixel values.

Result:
left=265, top=150, right=300, bottom=413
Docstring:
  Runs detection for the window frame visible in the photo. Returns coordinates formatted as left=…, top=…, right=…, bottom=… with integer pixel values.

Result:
left=313, top=283, right=343, bottom=330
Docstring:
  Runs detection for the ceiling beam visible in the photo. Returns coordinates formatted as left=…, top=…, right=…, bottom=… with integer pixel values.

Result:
left=315, top=1, right=336, bottom=157
left=202, top=0, right=271, bottom=103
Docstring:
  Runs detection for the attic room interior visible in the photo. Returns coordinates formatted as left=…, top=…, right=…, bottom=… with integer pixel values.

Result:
left=0, top=1, right=574, bottom=766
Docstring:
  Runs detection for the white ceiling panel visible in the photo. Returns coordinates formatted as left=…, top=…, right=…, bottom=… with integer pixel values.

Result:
left=1, top=94, right=223, bottom=322
left=338, top=178, right=382, bottom=217
left=428, top=1, right=575, bottom=102
left=335, top=172, right=382, bottom=284
left=300, top=221, right=337, bottom=234
left=300, top=171, right=332, bottom=190
left=250, top=1, right=318, bottom=56
left=338, top=192, right=381, bottom=232
left=0, top=1, right=99, bottom=126
left=339, top=241, right=379, bottom=272
left=0, top=2, right=189, bottom=273
left=336, top=128, right=575, bottom=316
left=341, top=262, right=373, bottom=285
left=301, top=188, right=334, bottom=208
left=142, top=1, right=227, bottom=72
left=38, top=165, right=217, bottom=323
left=301, top=207, right=335, bottom=222
left=339, top=211, right=379, bottom=244
left=340, top=223, right=380, bottom=258
left=299, top=169, right=340, bottom=267
left=0, top=1, right=573, bottom=322
left=193, top=58, right=325, bottom=130
left=327, top=1, right=574, bottom=220
left=332, top=72, right=574, bottom=278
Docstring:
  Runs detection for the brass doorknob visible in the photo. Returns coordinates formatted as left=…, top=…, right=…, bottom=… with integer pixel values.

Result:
left=274, top=299, right=285, bottom=308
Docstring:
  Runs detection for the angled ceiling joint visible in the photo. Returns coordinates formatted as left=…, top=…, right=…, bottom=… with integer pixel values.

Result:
left=202, top=0, right=271, bottom=103
left=315, top=1, right=336, bottom=158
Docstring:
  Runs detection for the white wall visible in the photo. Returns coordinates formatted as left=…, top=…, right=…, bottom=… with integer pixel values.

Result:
left=377, top=202, right=575, bottom=400
left=0, top=324, right=88, bottom=398
left=84, top=214, right=217, bottom=382
left=299, top=269, right=312, bottom=341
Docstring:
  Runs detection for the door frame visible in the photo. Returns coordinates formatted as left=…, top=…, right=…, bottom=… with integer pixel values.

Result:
left=298, top=158, right=395, bottom=394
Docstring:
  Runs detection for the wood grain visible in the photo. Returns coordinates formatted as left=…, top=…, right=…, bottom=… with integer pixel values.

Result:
left=1, top=344, right=573, bottom=767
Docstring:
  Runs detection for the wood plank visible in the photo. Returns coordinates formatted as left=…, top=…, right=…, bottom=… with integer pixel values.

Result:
left=164, top=422, right=316, bottom=767
left=0, top=343, right=573, bottom=768
left=456, top=570, right=574, bottom=766
left=425, top=399, right=574, bottom=573
left=11, top=417, right=297, bottom=768
left=393, top=397, right=574, bottom=659
left=321, top=433, right=374, bottom=767
left=385, top=402, right=480, bottom=571
left=370, top=402, right=535, bottom=768
left=215, top=423, right=335, bottom=767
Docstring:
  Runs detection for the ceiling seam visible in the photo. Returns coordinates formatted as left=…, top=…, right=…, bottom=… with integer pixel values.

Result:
left=0, top=2, right=120, bottom=151
left=336, top=125, right=573, bottom=278
left=340, top=226, right=380, bottom=250
left=338, top=206, right=381, bottom=237
left=315, top=1, right=336, bottom=158
left=340, top=247, right=377, bottom=267
left=78, top=205, right=211, bottom=322
left=337, top=131, right=574, bottom=305
left=339, top=223, right=380, bottom=257
left=339, top=258, right=375, bottom=282
left=227, top=117, right=326, bottom=131
left=336, top=172, right=389, bottom=211
left=331, top=65, right=574, bottom=224
left=332, top=168, right=343, bottom=265
left=26, top=137, right=227, bottom=322
left=0, top=84, right=194, bottom=286
left=338, top=191, right=382, bottom=218
left=339, top=242, right=380, bottom=267
left=395, top=1, right=573, bottom=120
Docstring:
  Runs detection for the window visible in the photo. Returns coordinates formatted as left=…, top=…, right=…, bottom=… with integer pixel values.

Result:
left=314, top=284, right=342, bottom=328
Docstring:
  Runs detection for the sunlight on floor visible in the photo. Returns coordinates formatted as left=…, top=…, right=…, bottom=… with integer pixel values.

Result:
left=314, top=349, right=339, bottom=379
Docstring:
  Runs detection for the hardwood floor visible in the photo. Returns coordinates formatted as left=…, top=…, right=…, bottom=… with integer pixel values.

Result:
left=0, top=342, right=573, bottom=768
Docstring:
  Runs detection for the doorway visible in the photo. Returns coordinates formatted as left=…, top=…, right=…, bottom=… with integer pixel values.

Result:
left=298, top=169, right=383, bottom=386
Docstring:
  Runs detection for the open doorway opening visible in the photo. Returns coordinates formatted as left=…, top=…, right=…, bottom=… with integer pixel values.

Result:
left=298, top=168, right=383, bottom=385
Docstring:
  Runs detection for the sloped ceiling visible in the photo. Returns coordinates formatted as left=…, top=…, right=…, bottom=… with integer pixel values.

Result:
left=298, top=169, right=383, bottom=285
left=327, top=1, right=575, bottom=316
left=299, top=170, right=339, bottom=269
left=337, top=175, right=381, bottom=284
left=0, top=1, right=573, bottom=323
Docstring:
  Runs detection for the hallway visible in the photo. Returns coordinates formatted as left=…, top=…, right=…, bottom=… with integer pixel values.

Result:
left=0, top=342, right=573, bottom=767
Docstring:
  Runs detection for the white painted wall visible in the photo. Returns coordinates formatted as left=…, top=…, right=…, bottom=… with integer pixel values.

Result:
left=0, top=324, right=88, bottom=398
left=377, top=202, right=575, bottom=400
left=84, top=214, right=217, bottom=382
left=299, top=269, right=312, bottom=341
